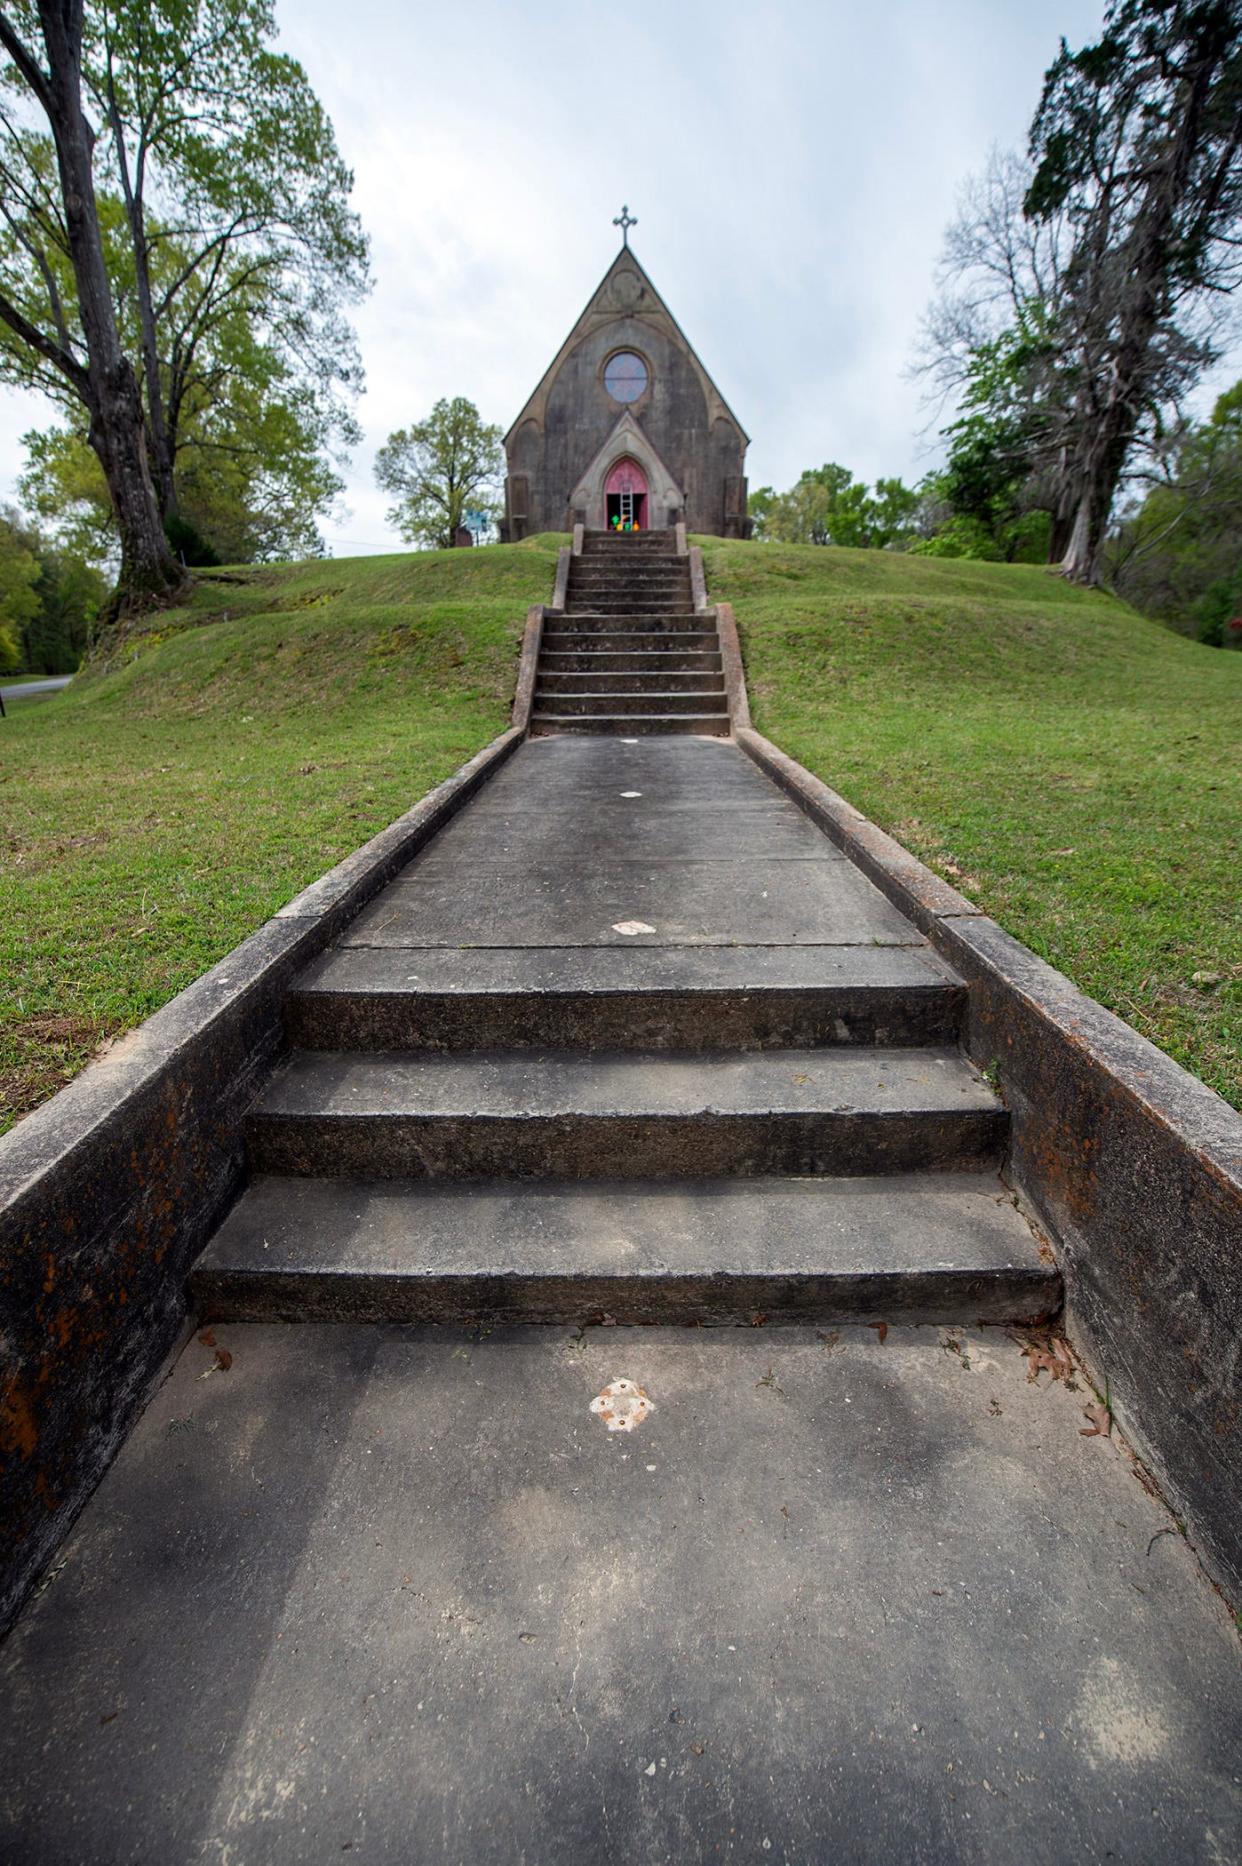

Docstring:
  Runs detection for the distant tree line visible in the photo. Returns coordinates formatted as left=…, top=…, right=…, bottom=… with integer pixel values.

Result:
left=0, top=502, right=105, bottom=672
left=750, top=372, right=1242, bottom=646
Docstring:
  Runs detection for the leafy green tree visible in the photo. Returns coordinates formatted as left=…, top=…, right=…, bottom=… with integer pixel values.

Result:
left=376, top=399, right=504, bottom=550
left=747, top=484, right=778, bottom=539
left=0, top=1, right=367, bottom=594
left=752, top=463, right=918, bottom=550
left=0, top=4, right=182, bottom=609
left=1111, top=379, right=1242, bottom=640
left=1023, top=0, right=1242, bottom=582
left=0, top=503, right=104, bottom=669
left=0, top=509, right=40, bottom=670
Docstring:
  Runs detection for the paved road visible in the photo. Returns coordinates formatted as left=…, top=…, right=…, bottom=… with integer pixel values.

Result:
left=0, top=675, right=72, bottom=703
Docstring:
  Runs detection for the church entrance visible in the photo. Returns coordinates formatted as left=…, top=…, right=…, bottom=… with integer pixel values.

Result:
left=605, top=457, right=648, bottom=531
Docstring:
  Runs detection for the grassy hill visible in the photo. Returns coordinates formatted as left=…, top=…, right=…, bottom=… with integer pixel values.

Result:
left=0, top=539, right=560, bottom=1130
left=703, top=538, right=1241, bottom=1110
left=1, top=534, right=1238, bottom=1132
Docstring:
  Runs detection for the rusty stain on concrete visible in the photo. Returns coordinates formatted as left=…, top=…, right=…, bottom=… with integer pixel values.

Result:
left=590, top=1378, right=655, bottom=1433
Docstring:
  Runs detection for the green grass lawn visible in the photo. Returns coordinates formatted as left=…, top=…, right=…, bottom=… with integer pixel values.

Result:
left=0, top=539, right=561, bottom=1132
left=3, top=532, right=1239, bottom=1132
left=701, top=537, right=1241, bottom=1109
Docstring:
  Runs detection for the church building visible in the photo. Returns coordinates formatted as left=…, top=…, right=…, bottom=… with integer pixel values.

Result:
left=502, top=218, right=750, bottom=540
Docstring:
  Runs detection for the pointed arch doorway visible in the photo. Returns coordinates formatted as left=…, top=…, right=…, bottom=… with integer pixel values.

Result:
left=605, top=456, right=648, bottom=530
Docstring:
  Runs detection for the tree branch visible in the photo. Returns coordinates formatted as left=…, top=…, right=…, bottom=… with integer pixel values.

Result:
left=0, top=11, right=54, bottom=118
left=0, top=284, right=89, bottom=398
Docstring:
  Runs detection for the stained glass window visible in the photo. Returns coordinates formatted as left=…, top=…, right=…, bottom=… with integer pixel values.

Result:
left=604, top=351, right=649, bottom=403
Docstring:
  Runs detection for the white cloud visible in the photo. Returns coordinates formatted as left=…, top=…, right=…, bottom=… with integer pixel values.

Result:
left=2, top=0, right=1233, bottom=554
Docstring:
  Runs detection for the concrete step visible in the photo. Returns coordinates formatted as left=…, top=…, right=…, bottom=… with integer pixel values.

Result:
left=548, top=617, right=713, bottom=635
left=533, top=690, right=730, bottom=718
left=548, top=612, right=704, bottom=626
left=540, top=650, right=724, bottom=673
left=565, top=600, right=697, bottom=617
left=246, top=1046, right=1008, bottom=1181
left=285, top=945, right=967, bottom=1052
left=569, top=583, right=691, bottom=598
left=567, top=590, right=693, bottom=605
left=531, top=712, right=730, bottom=735
left=544, top=634, right=720, bottom=654
left=536, top=671, right=727, bottom=694
left=193, top=1171, right=1059, bottom=1325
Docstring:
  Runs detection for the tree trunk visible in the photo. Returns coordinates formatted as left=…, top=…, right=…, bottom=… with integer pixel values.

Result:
left=37, top=2, right=183, bottom=610
left=1047, top=507, right=1075, bottom=564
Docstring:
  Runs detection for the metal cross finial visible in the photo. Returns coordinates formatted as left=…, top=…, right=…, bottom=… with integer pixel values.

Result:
left=613, top=204, right=637, bottom=247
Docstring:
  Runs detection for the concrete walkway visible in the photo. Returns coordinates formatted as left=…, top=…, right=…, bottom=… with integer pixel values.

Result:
left=2, top=734, right=1239, bottom=1862
left=3, top=1324, right=1238, bottom=1862
left=0, top=674, right=71, bottom=703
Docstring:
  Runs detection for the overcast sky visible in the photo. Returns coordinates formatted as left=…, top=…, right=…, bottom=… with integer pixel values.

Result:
left=1, top=0, right=1236, bottom=554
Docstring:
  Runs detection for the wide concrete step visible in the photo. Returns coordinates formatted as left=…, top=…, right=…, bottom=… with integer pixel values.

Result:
left=543, top=634, right=720, bottom=655
left=285, top=945, right=967, bottom=1052
left=576, top=566, right=681, bottom=576
left=536, top=671, right=726, bottom=694
left=247, top=1046, right=1008, bottom=1180
left=541, top=650, right=723, bottom=673
left=547, top=618, right=714, bottom=637
left=565, top=601, right=697, bottom=617
left=567, top=585, right=692, bottom=599
left=580, top=548, right=680, bottom=561
left=533, top=690, right=729, bottom=717
left=194, top=1171, right=1059, bottom=1325
left=553, top=611, right=709, bottom=625
left=531, top=712, right=730, bottom=735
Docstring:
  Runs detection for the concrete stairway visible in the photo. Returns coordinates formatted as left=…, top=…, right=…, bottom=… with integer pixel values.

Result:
left=531, top=529, right=730, bottom=735
left=17, top=680, right=1242, bottom=1862
left=193, top=736, right=1058, bottom=1327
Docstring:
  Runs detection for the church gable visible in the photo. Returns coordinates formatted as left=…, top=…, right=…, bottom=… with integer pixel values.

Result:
left=502, top=235, right=751, bottom=540
left=505, top=248, right=747, bottom=445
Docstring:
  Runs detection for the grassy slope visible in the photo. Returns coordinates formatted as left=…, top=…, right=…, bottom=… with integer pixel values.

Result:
left=3, top=533, right=1238, bottom=1132
left=701, top=538, right=1241, bottom=1109
left=0, top=539, right=561, bottom=1131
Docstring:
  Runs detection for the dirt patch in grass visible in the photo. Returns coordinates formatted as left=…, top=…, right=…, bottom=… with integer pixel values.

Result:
left=0, top=1013, right=122, bottom=1128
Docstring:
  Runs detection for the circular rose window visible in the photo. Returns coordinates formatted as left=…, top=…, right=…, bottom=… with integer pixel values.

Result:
left=604, top=351, right=649, bottom=403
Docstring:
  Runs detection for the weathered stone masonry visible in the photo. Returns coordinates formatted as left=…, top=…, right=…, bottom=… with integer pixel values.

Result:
left=502, top=246, right=750, bottom=540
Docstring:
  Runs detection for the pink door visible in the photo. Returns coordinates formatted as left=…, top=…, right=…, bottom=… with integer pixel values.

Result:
left=604, top=457, right=649, bottom=529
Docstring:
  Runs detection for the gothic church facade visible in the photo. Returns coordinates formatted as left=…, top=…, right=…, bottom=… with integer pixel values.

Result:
left=502, top=244, right=750, bottom=540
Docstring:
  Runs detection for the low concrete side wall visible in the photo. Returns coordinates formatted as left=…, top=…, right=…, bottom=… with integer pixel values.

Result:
left=688, top=545, right=709, bottom=614
left=512, top=606, right=545, bottom=731
left=737, top=726, right=1242, bottom=1603
left=551, top=549, right=571, bottom=612
left=0, top=729, right=523, bottom=1635
left=715, top=603, right=751, bottom=731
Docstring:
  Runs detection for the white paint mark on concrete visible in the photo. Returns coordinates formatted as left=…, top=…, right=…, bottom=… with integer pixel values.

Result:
left=591, top=1378, right=655, bottom=1433
left=1075, top=1657, right=1171, bottom=1768
left=621, top=737, right=639, bottom=744
left=620, top=791, right=642, bottom=798
left=612, top=920, right=655, bottom=936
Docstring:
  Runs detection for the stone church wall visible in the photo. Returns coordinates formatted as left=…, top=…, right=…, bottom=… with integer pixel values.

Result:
left=503, top=256, right=749, bottom=539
